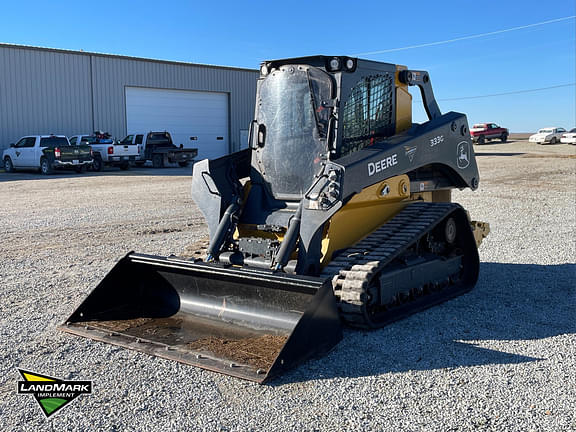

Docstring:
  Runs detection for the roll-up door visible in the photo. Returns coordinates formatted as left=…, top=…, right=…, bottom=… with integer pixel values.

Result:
left=125, top=87, right=229, bottom=160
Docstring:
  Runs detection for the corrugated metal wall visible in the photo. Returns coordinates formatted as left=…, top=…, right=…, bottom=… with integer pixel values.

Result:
left=0, top=44, right=258, bottom=152
left=0, top=46, right=93, bottom=148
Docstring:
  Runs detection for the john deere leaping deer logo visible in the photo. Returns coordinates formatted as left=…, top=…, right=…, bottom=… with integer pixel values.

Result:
left=457, top=141, right=470, bottom=169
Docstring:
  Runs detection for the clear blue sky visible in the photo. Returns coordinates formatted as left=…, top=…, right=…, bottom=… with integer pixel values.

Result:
left=0, top=0, right=574, bottom=132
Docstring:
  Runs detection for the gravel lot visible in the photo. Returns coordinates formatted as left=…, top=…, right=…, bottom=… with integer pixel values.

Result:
left=1, top=141, right=574, bottom=431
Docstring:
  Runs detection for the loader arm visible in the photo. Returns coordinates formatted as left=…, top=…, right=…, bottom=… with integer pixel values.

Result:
left=296, top=111, right=478, bottom=274
left=191, top=149, right=251, bottom=255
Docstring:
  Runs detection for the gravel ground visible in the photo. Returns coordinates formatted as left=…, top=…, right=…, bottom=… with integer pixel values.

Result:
left=0, top=141, right=574, bottom=431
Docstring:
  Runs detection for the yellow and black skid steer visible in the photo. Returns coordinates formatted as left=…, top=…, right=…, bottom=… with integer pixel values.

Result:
left=61, top=56, right=489, bottom=383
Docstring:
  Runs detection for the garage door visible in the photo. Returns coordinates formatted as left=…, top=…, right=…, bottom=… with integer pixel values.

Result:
left=125, top=87, right=229, bottom=160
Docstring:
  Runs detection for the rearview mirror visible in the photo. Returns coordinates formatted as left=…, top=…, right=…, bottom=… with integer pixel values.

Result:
left=9, top=143, right=15, bottom=148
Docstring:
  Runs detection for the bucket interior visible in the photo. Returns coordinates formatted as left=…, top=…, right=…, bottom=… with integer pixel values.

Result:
left=61, top=254, right=342, bottom=382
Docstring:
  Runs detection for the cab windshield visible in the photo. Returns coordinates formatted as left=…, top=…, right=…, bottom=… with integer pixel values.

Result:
left=256, top=66, right=333, bottom=198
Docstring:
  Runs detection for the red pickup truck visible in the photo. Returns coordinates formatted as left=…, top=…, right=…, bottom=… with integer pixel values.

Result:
left=470, top=123, right=509, bottom=144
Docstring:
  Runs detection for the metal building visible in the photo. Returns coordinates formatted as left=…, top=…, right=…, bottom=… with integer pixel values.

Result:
left=0, top=43, right=259, bottom=159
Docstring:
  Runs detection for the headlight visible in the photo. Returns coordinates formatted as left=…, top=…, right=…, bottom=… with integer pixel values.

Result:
left=327, top=57, right=341, bottom=72
left=344, top=58, right=356, bottom=71
left=260, top=64, right=269, bottom=76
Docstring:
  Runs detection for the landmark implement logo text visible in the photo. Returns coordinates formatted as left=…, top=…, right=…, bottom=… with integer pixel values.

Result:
left=17, top=369, right=92, bottom=418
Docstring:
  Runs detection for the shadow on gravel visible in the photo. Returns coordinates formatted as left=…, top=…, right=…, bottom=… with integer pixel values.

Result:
left=0, top=166, right=194, bottom=182
left=274, top=262, right=575, bottom=385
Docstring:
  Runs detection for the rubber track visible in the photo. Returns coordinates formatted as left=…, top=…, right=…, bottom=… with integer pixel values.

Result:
left=320, top=201, right=462, bottom=328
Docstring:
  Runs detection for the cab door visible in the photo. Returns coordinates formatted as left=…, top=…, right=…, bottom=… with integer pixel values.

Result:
left=10, top=138, right=27, bottom=167
left=488, top=124, right=499, bottom=138
left=134, top=134, right=144, bottom=159
left=13, top=137, right=37, bottom=167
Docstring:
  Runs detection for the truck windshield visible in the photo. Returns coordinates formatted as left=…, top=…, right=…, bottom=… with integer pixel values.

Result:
left=256, top=66, right=333, bottom=198
left=40, top=137, right=69, bottom=147
left=147, top=133, right=172, bottom=145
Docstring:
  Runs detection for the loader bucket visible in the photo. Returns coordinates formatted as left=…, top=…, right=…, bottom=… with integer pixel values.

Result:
left=60, top=253, right=342, bottom=383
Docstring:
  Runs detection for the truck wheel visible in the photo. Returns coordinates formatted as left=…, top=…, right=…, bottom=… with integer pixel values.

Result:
left=92, top=157, right=103, bottom=172
left=178, top=161, right=189, bottom=168
left=550, top=137, right=557, bottom=144
left=152, top=154, right=164, bottom=168
left=4, top=157, right=14, bottom=173
left=477, top=135, right=485, bottom=145
left=119, top=162, right=130, bottom=170
left=501, top=133, right=508, bottom=143
left=40, top=158, right=53, bottom=175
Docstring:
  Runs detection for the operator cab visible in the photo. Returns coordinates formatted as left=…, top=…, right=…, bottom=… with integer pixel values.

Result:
left=251, top=56, right=399, bottom=202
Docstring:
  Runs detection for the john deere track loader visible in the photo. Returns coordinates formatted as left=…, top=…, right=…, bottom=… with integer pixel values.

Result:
left=61, top=56, right=489, bottom=383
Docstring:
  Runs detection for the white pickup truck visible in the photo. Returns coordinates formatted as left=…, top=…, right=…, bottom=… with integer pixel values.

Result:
left=70, top=133, right=139, bottom=171
left=3, top=135, right=93, bottom=174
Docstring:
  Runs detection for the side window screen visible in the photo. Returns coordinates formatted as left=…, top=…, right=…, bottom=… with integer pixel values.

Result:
left=135, top=135, right=143, bottom=145
left=24, top=137, right=37, bottom=147
left=341, top=73, right=394, bottom=157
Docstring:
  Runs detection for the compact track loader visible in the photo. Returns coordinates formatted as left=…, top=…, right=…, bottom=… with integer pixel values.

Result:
left=61, top=56, right=489, bottom=383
